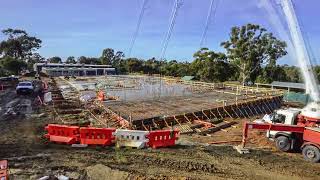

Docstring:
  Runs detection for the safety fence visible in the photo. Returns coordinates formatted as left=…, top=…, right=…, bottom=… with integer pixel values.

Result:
left=44, top=124, right=179, bottom=149
left=147, top=130, right=179, bottom=149
left=0, top=160, right=8, bottom=180
left=80, top=127, right=116, bottom=146
left=283, top=92, right=310, bottom=105
left=45, top=124, right=80, bottom=145
left=114, top=130, right=149, bottom=149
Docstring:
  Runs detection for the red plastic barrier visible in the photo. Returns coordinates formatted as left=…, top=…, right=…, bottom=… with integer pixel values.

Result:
left=80, top=127, right=116, bottom=146
left=45, top=124, right=80, bottom=144
left=0, top=160, right=8, bottom=180
left=42, top=81, right=48, bottom=92
left=147, top=130, right=180, bottom=149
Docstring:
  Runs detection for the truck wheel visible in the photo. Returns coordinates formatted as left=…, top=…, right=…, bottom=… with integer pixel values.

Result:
left=275, top=136, right=291, bottom=152
left=302, top=145, right=320, bottom=163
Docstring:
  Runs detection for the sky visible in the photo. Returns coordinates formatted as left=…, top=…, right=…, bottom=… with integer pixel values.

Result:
left=0, top=0, right=320, bottom=64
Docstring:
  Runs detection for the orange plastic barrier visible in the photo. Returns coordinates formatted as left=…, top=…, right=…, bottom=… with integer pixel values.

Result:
left=0, top=160, right=8, bottom=180
left=97, top=91, right=105, bottom=101
left=45, top=124, right=80, bottom=145
left=147, top=130, right=179, bottom=149
left=80, top=127, right=116, bottom=146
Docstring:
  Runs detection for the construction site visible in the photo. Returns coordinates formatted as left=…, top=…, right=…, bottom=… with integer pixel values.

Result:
left=1, top=0, right=320, bottom=179
left=0, top=74, right=319, bottom=179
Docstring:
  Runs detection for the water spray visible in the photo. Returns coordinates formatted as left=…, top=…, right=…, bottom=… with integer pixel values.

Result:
left=260, top=0, right=320, bottom=102
left=281, top=0, right=320, bottom=102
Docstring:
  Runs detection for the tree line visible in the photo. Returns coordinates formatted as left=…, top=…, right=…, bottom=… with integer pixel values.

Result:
left=0, top=24, right=316, bottom=84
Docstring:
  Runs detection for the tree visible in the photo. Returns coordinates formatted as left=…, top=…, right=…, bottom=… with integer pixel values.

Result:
left=77, top=56, right=87, bottom=64
left=126, top=58, right=143, bottom=73
left=66, top=56, right=76, bottom=64
left=100, top=48, right=115, bottom=65
left=256, top=65, right=288, bottom=83
left=100, top=48, right=125, bottom=67
left=0, top=28, right=42, bottom=59
left=87, top=57, right=101, bottom=65
left=113, top=51, right=125, bottom=68
left=221, top=24, right=287, bottom=85
left=25, top=53, right=45, bottom=70
left=283, top=65, right=302, bottom=83
left=48, top=56, right=62, bottom=63
left=77, top=56, right=100, bottom=64
left=1, top=56, right=27, bottom=75
left=191, top=48, right=234, bottom=82
left=143, top=57, right=161, bottom=74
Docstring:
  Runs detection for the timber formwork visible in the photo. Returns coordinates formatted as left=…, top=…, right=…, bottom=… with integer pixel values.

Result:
left=131, top=96, right=283, bottom=131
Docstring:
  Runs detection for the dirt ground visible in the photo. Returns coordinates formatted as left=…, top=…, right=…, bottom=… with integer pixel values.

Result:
left=1, top=87, right=320, bottom=179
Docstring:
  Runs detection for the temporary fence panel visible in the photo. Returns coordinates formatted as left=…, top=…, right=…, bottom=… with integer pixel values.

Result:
left=147, top=130, right=179, bottom=149
left=283, top=92, right=310, bottom=105
left=45, top=124, right=80, bottom=144
left=80, top=127, right=116, bottom=146
left=0, top=160, right=8, bottom=180
left=113, top=130, right=149, bottom=149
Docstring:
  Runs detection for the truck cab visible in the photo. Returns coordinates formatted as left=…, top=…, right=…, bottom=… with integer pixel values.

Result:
left=264, top=108, right=302, bottom=152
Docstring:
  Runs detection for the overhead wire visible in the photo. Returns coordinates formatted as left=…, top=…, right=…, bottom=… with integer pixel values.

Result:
left=159, top=0, right=183, bottom=61
left=158, top=0, right=183, bottom=98
left=200, top=0, right=219, bottom=48
left=127, top=0, right=149, bottom=58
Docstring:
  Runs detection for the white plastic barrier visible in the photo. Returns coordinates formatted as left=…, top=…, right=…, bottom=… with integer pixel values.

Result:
left=44, top=92, right=52, bottom=103
left=113, top=129, right=149, bottom=149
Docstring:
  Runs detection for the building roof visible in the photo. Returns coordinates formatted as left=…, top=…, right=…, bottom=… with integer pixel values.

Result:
left=42, top=67, right=115, bottom=71
left=35, top=63, right=112, bottom=68
left=271, top=81, right=306, bottom=89
left=181, top=76, right=195, bottom=81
